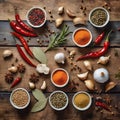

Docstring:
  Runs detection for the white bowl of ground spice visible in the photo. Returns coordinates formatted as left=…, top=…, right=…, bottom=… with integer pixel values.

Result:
left=10, top=88, right=30, bottom=109
left=72, top=91, right=92, bottom=111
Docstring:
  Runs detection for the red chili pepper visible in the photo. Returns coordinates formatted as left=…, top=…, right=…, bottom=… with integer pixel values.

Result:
left=11, top=32, right=33, bottom=58
left=10, top=77, right=22, bottom=88
left=95, top=101, right=111, bottom=112
left=93, top=32, right=105, bottom=45
left=10, top=20, right=37, bottom=37
left=76, top=30, right=112, bottom=61
left=16, top=44, right=36, bottom=67
left=15, top=14, right=34, bottom=32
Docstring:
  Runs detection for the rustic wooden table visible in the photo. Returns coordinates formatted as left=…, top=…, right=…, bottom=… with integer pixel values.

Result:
left=0, top=0, right=120, bottom=120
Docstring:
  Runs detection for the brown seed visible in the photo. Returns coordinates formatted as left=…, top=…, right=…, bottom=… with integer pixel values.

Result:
left=27, top=40, right=29, bottom=43
left=50, top=15, right=53, bottom=18
left=48, top=10, right=51, bottom=14
left=43, top=7, right=46, bottom=9
left=3, top=38, right=6, bottom=41
left=63, top=47, right=67, bottom=51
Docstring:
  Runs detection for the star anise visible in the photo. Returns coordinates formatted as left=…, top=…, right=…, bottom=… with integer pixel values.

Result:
left=29, top=73, right=39, bottom=83
left=17, top=64, right=26, bottom=73
left=5, top=72, right=14, bottom=84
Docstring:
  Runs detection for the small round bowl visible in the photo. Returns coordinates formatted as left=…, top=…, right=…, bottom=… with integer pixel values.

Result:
left=26, top=7, right=46, bottom=28
left=49, top=90, right=69, bottom=111
left=72, top=91, right=92, bottom=111
left=72, top=27, right=92, bottom=47
left=89, top=7, right=110, bottom=28
left=51, top=68, right=69, bottom=87
left=10, top=88, right=30, bottom=109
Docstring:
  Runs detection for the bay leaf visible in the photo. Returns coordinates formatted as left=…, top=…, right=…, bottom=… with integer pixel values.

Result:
left=31, top=99, right=47, bottom=112
left=32, top=89, right=46, bottom=101
left=33, top=47, right=47, bottom=64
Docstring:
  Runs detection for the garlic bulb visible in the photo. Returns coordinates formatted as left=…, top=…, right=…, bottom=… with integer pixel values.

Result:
left=84, top=80, right=95, bottom=90
left=58, top=6, right=64, bottom=15
left=105, top=82, right=116, bottom=92
left=55, top=18, right=63, bottom=27
left=83, top=60, right=92, bottom=71
left=8, top=66, right=18, bottom=73
left=54, top=53, right=65, bottom=64
left=41, top=81, right=47, bottom=90
left=97, top=55, right=110, bottom=65
left=93, top=68, right=109, bottom=83
left=3, top=50, right=13, bottom=58
left=77, top=72, right=88, bottom=81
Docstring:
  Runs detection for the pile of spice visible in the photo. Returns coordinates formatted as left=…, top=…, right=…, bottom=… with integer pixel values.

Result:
left=74, top=29, right=91, bottom=46
left=11, top=89, right=29, bottom=107
left=90, top=9, right=107, bottom=26
left=50, top=92, right=67, bottom=109
left=28, top=8, right=45, bottom=26
left=52, top=70, right=68, bottom=86
left=74, top=93, right=90, bottom=108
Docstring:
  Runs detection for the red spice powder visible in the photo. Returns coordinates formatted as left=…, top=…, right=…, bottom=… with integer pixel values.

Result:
left=52, top=70, right=67, bottom=85
left=74, top=29, right=90, bottom=45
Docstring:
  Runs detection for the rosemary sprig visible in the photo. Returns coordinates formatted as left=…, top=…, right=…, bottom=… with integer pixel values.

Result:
left=45, top=25, right=70, bottom=52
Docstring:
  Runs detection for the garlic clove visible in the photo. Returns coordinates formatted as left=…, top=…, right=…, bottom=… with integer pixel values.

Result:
left=66, top=9, right=76, bottom=18
left=54, top=52, right=65, bottom=64
left=41, top=81, right=47, bottom=90
left=55, top=18, right=63, bottom=28
left=69, top=50, right=76, bottom=56
left=29, top=82, right=35, bottom=90
left=83, top=60, right=92, bottom=71
left=3, top=50, right=13, bottom=58
left=84, top=80, right=95, bottom=90
left=97, top=55, right=110, bottom=65
left=8, top=66, right=18, bottom=73
left=58, top=6, right=64, bottom=15
left=105, top=82, right=116, bottom=92
left=77, top=72, right=89, bottom=81
left=73, top=17, right=86, bottom=25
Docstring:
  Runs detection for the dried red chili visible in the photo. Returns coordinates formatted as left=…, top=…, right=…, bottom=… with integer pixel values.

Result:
left=15, top=14, right=34, bottom=32
left=93, top=32, right=105, bottom=45
left=10, top=77, right=22, bottom=88
left=76, top=30, right=112, bottom=61
left=11, top=32, right=33, bottom=58
left=10, top=20, right=37, bottom=37
left=95, top=101, right=111, bottom=112
left=16, top=44, right=36, bottom=67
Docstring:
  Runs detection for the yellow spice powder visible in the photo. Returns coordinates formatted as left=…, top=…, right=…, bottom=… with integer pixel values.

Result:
left=74, top=93, right=90, bottom=108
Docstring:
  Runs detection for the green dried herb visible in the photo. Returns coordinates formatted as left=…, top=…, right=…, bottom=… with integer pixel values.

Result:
left=45, top=25, right=70, bottom=52
left=31, top=89, right=47, bottom=112
left=33, top=47, right=47, bottom=64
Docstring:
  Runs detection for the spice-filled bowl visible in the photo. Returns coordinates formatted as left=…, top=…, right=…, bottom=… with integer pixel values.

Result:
left=51, top=68, right=69, bottom=87
left=10, top=88, right=30, bottom=109
left=72, top=28, right=92, bottom=47
left=89, top=7, right=110, bottom=28
left=72, top=91, right=92, bottom=111
left=49, top=90, right=69, bottom=111
left=26, top=7, right=46, bottom=28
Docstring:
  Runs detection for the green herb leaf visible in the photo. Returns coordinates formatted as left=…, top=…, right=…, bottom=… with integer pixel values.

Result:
left=32, top=89, right=46, bottom=101
left=33, top=47, right=47, bottom=64
left=31, top=99, right=47, bottom=112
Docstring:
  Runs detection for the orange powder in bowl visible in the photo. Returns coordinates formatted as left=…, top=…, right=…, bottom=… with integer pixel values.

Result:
left=74, top=29, right=91, bottom=46
left=52, top=70, right=68, bottom=85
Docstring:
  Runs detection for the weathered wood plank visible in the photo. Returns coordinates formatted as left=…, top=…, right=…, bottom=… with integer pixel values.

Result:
left=0, top=0, right=120, bottom=21
left=0, top=47, right=120, bottom=92
left=0, top=93, right=120, bottom=120
left=0, top=21, right=120, bottom=46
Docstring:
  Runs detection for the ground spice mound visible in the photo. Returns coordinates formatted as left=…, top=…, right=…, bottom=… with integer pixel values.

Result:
left=74, top=93, right=90, bottom=108
left=12, top=89, right=28, bottom=107
left=52, top=70, right=67, bottom=85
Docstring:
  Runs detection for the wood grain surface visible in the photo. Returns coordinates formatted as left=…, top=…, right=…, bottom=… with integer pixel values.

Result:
left=0, top=0, right=120, bottom=120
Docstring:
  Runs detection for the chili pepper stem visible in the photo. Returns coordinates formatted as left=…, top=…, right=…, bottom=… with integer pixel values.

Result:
left=106, top=30, right=112, bottom=42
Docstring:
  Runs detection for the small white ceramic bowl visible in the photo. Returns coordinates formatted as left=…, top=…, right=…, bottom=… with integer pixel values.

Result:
left=10, top=88, right=30, bottom=109
left=72, top=91, right=92, bottom=111
left=89, top=7, right=110, bottom=28
left=26, top=7, right=46, bottom=28
left=72, top=27, right=92, bottom=47
left=51, top=68, right=69, bottom=87
left=49, top=90, right=69, bottom=111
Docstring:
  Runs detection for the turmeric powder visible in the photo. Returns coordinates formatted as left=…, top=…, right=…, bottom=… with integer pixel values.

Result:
left=74, top=29, right=90, bottom=45
left=52, top=70, right=67, bottom=85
